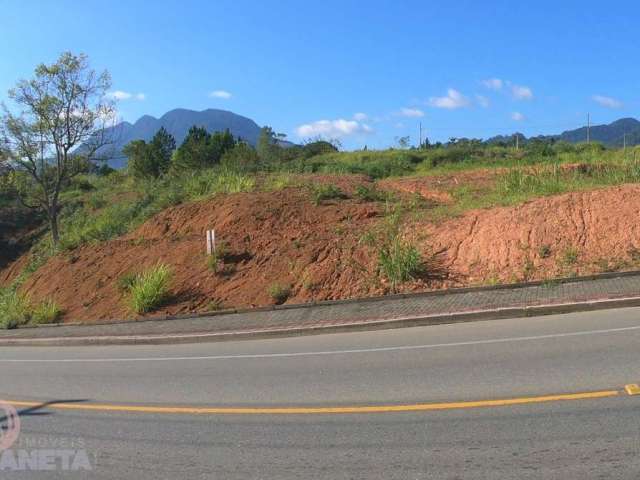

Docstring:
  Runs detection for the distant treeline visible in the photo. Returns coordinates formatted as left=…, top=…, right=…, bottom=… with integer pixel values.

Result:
left=121, top=125, right=340, bottom=179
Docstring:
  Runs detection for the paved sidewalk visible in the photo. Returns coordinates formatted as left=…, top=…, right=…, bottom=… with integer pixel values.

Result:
left=2, top=272, right=640, bottom=345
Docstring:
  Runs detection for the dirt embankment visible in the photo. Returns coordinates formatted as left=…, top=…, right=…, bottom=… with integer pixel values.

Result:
left=9, top=177, right=640, bottom=322
left=18, top=184, right=395, bottom=321
left=419, top=185, right=640, bottom=284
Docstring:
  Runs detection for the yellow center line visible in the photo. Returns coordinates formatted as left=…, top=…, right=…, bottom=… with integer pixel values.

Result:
left=5, top=389, right=621, bottom=415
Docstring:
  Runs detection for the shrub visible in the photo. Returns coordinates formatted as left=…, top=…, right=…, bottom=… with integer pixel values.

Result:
left=220, top=142, right=261, bottom=173
left=267, top=283, right=291, bottom=305
left=128, top=263, right=173, bottom=314
left=311, top=184, right=346, bottom=205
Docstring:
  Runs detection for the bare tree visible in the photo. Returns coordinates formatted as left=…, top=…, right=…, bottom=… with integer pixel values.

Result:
left=0, top=52, right=115, bottom=247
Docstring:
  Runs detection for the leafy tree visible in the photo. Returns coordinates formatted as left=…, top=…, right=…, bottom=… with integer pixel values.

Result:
left=256, top=126, right=279, bottom=164
left=220, top=141, right=260, bottom=172
left=301, top=140, right=338, bottom=158
left=208, top=129, right=235, bottom=164
left=150, top=127, right=176, bottom=173
left=125, top=128, right=175, bottom=179
left=0, top=52, right=114, bottom=247
left=172, top=126, right=235, bottom=171
left=124, top=140, right=154, bottom=178
left=396, top=136, right=410, bottom=149
left=172, top=126, right=209, bottom=171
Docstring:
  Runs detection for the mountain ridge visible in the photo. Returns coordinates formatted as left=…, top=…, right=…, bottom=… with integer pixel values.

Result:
left=99, top=108, right=267, bottom=168
left=487, top=117, right=640, bottom=147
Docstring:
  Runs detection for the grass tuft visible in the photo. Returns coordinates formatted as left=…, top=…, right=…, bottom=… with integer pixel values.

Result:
left=362, top=211, right=426, bottom=292
left=311, top=184, right=346, bottom=205
left=0, top=291, right=62, bottom=329
left=128, top=263, right=173, bottom=314
left=31, top=298, right=63, bottom=324
left=267, top=283, right=291, bottom=305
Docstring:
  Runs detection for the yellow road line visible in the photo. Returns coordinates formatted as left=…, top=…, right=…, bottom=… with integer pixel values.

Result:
left=5, top=390, right=621, bottom=415
left=625, top=384, right=640, bottom=395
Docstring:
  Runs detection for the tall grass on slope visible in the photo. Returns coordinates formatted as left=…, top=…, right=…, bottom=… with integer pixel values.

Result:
left=0, top=290, right=62, bottom=329
left=182, top=168, right=255, bottom=199
left=498, top=160, right=640, bottom=204
left=362, top=211, right=426, bottom=292
left=127, top=263, right=173, bottom=314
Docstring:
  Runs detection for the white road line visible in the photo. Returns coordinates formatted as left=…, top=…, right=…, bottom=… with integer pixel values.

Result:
left=1, top=324, right=640, bottom=363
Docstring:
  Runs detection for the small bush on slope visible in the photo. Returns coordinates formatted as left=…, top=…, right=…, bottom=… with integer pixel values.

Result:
left=267, top=283, right=291, bottom=305
left=128, top=263, right=173, bottom=314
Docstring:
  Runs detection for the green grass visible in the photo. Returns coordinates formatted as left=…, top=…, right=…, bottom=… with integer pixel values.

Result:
left=206, top=242, right=229, bottom=273
left=561, top=246, right=579, bottom=266
left=117, top=271, right=138, bottom=293
left=182, top=168, right=255, bottom=198
left=0, top=290, right=31, bottom=329
left=354, top=184, right=389, bottom=202
left=128, top=263, right=173, bottom=314
left=267, top=283, right=291, bottom=305
left=0, top=290, right=62, bottom=329
left=362, top=211, right=426, bottom=292
left=31, top=298, right=63, bottom=324
left=538, top=244, right=552, bottom=259
left=310, top=184, right=347, bottom=205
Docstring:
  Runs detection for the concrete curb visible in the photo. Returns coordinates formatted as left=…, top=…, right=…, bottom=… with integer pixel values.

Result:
left=3, top=295, right=640, bottom=347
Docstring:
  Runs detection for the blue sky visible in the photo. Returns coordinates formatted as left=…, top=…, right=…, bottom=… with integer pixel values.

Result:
left=2, top=0, right=638, bottom=149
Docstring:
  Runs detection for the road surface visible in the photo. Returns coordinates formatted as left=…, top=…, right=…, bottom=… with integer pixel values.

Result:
left=1, top=307, right=640, bottom=478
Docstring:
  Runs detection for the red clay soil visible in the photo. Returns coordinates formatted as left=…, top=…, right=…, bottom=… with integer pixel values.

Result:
left=11, top=179, right=640, bottom=322
left=17, top=185, right=400, bottom=321
left=413, top=184, right=640, bottom=285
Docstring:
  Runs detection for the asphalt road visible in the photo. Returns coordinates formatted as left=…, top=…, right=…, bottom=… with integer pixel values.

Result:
left=1, top=307, right=640, bottom=478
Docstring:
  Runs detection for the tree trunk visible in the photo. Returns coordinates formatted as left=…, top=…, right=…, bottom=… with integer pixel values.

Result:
left=49, top=208, right=60, bottom=248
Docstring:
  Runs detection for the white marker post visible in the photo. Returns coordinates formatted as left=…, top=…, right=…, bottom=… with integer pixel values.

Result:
left=206, top=229, right=215, bottom=256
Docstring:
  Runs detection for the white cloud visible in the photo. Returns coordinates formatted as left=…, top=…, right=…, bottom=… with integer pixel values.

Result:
left=482, top=78, right=503, bottom=90
left=295, top=119, right=372, bottom=138
left=108, top=90, right=145, bottom=101
left=398, top=107, right=425, bottom=118
left=353, top=112, right=368, bottom=121
left=511, top=112, right=525, bottom=121
left=511, top=84, right=533, bottom=100
left=476, top=95, right=490, bottom=108
left=428, top=89, right=470, bottom=109
left=209, top=90, right=232, bottom=99
left=592, top=95, right=623, bottom=109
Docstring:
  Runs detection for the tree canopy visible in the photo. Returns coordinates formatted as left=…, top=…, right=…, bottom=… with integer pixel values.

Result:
left=0, top=52, right=114, bottom=246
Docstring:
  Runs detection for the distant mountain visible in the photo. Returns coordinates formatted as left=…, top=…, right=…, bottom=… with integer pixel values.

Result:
left=554, top=118, right=640, bottom=146
left=486, top=117, right=640, bottom=148
left=95, top=108, right=272, bottom=168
